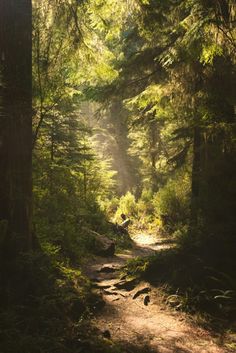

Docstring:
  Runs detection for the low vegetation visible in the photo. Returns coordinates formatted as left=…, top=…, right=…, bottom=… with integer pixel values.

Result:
left=0, top=0, right=235, bottom=352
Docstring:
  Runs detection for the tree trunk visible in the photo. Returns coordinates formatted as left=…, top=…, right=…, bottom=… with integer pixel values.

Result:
left=0, top=0, right=32, bottom=256
left=190, top=126, right=201, bottom=225
left=109, top=99, right=138, bottom=195
left=149, top=119, right=159, bottom=193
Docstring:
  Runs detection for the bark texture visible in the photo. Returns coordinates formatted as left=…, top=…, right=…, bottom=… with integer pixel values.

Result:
left=0, top=0, right=32, bottom=252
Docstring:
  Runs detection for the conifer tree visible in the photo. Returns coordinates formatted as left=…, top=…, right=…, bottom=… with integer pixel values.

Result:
left=0, top=0, right=32, bottom=250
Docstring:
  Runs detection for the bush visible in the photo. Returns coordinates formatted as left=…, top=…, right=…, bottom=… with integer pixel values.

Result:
left=152, top=171, right=191, bottom=231
left=100, top=197, right=120, bottom=219
left=136, top=189, right=154, bottom=217
left=114, top=191, right=138, bottom=222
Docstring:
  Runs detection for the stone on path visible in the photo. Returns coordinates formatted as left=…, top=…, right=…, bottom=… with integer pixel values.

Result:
left=95, top=234, right=115, bottom=257
left=114, top=278, right=138, bottom=291
left=133, top=286, right=151, bottom=299
left=97, top=265, right=119, bottom=273
left=83, top=228, right=115, bottom=257
left=144, top=295, right=150, bottom=306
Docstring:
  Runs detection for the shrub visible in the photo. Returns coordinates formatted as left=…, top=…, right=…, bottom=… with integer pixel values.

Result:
left=152, top=171, right=191, bottom=231
left=137, top=189, right=154, bottom=216
left=100, top=197, right=120, bottom=219
left=114, top=191, right=138, bottom=222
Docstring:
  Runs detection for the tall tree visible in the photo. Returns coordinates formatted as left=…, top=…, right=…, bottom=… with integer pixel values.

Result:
left=0, top=1, right=32, bottom=255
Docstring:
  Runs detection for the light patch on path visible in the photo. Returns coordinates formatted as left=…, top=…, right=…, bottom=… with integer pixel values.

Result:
left=132, top=232, right=175, bottom=252
left=87, top=233, right=230, bottom=353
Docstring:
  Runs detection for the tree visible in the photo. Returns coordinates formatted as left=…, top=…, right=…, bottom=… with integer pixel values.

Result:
left=0, top=0, right=32, bottom=293
left=83, top=0, right=235, bottom=237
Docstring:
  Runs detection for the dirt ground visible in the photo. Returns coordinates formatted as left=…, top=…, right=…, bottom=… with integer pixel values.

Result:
left=85, top=233, right=232, bottom=353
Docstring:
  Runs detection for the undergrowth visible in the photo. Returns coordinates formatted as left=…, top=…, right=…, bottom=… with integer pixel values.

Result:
left=123, top=230, right=236, bottom=331
left=0, top=245, right=120, bottom=353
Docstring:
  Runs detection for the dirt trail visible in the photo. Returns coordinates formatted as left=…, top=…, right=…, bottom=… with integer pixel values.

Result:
left=86, top=233, right=229, bottom=353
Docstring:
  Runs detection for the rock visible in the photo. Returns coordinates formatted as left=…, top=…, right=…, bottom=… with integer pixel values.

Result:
left=98, top=265, right=117, bottom=273
left=144, top=295, right=150, bottom=306
left=82, top=228, right=115, bottom=257
left=114, top=278, right=138, bottom=291
left=133, top=287, right=151, bottom=300
left=96, top=235, right=115, bottom=256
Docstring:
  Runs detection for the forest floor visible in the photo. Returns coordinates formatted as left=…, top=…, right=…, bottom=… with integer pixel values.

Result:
left=84, top=233, right=231, bottom=353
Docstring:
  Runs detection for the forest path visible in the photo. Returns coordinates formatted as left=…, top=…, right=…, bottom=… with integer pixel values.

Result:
left=86, top=233, right=229, bottom=353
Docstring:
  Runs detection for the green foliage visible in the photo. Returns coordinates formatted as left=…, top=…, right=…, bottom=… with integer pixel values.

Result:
left=114, top=191, right=138, bottom=221
left=136, top=189, right=154, bottom=217
left=200, top=43, right=224, bottom=65
left=3, top=0, right=233, bottom=347
left=152, top=170, right=191, bottom=231
left=33, top=99, right=117, bottom=261
left=0, top=246, right=94, bottom=353
left=123, top=256, right=151, bottom=279
left=124, top=227, right=236, bottom=323
left=100, top=196, right=120, bottom=219
left=200, top=271, right=236, bottom=317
